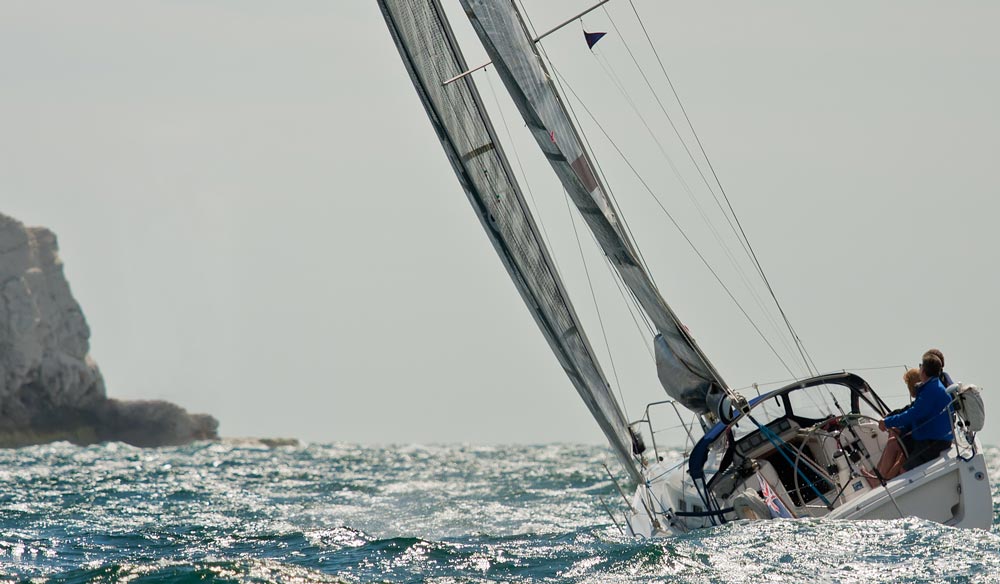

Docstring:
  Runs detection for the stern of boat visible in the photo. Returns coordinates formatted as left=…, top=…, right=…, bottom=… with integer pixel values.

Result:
left=828, top=449, right=992, bottom=529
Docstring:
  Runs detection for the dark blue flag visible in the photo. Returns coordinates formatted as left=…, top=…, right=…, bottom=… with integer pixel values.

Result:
left=584, top=31, right=606, bottom=50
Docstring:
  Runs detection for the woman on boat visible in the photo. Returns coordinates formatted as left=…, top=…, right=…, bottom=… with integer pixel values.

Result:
left=865, top=368, right=921, bottom=487
left=874, top=353, right=954, bottom=480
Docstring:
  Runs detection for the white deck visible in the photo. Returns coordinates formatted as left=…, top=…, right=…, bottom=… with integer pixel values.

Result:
left=626, top=423, right=991, bottom=536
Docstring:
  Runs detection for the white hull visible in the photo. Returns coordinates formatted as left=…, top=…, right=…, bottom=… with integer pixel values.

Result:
left=827, top=450, right=991, bottom=527
left=627, top=440, right=992, bottom=537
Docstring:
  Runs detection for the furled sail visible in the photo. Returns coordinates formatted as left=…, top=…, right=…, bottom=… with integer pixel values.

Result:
left=378, top=0, right=641, bottom=482
left=460, top=0, right=737, bottom=418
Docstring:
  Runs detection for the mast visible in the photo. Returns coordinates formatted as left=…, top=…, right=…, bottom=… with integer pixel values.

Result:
left=442, top=0, right=613, bottom=86
left=378, top=0, right=641, bottom=483
left=459, top=0, right=747, bottom=421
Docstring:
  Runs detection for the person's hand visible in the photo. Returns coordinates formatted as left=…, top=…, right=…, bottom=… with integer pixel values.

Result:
left=878, top=419, right=887, bottom=432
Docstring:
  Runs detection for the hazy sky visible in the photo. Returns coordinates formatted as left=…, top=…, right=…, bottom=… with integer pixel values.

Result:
left=2, top=2, right=998, bottom=447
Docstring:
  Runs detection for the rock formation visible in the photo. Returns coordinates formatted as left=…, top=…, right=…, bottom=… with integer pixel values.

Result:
left=0, top=212, right=218, bottom=447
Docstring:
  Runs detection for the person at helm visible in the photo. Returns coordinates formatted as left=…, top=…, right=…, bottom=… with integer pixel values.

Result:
left=878, top=352, right=954, bottom=472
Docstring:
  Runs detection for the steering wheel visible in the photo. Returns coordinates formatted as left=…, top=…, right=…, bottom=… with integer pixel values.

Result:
left=790, top=420, right=843, bottom=509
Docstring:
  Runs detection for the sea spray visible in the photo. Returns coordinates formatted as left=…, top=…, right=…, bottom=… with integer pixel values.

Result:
left=0, top=442, right=997, bottom=583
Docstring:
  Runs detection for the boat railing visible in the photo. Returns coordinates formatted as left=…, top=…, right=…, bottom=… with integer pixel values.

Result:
left=951, top=411, right=980, bottom=462
left=634, top=400, right=699, bottom=463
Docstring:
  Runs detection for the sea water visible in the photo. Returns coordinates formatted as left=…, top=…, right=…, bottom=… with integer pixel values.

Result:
left=0, top=441, right=997, bottom=583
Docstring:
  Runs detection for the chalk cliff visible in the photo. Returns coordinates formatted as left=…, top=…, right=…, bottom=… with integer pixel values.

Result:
left=0, top=213, right=218, bottom=447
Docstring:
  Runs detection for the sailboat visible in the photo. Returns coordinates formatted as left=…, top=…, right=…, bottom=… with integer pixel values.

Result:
left=377, top=0, right=993, bottom=535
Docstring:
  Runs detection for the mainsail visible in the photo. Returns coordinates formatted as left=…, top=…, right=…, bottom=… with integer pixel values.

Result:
left=378, top=0, right=641, bottom=482
left=460, top=0, right=740, bottom=418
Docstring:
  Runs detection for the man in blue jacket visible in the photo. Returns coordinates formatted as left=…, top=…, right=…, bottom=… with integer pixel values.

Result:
left=924, top=348, right=955, bottom=387
left=879, top=353, right=954, bottom=471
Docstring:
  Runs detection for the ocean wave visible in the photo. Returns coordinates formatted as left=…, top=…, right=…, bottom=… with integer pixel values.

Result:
left=0, top=443, right=996, bottom=583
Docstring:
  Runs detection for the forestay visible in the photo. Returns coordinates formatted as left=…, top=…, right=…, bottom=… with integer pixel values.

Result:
left=460, top=0, right=736, bottom=417
left=378, top=0, right=640, bottom=483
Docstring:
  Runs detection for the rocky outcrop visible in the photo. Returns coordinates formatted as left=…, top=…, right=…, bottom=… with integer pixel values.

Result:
left=0, top=213, right=218, bottom=447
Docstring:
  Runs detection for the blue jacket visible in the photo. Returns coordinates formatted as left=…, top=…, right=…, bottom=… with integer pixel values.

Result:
left=884, top=377, right=954, bottom=442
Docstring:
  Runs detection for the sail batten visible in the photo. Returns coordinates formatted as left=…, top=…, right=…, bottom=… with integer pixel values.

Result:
left=460, top=0, right=735, bottom=416
left=379, top=0, right=641, bottom=482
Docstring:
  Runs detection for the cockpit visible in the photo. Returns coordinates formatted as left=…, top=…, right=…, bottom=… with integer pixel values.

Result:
left=687, top=373, right=894, bottom=520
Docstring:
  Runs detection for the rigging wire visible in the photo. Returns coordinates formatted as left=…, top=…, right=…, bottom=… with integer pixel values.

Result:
left=576, top=2, right=809, bottom=377
left=482, top=69, right=648, bottom=392
left=434, top=30, right=623, bottom=420
left=484, top=67, right=642, bottom=420
left=550, top=66, right=798, bottom=379
left=845, top=364, right=911, bottom=373
left=521, top=0, right=659, bottom=285
left=585, top=19, right=803, bottom=372
left=520, top=1, right=806, bottom=386
left=563, top=185, right=630, bottom=420
left=546, top=64, right=659, bottom=349
left=597, top=5, right=803, bottom=375
left=484, top=70, right=568, bottom=281
left=603, top=254, right=657, bottom=352
left=514, top=0, right=650, bottom=428
left=556, top=59, right=806, bottom=394
left=541, top=41, right=729, bottom=395
left=531, top=1, right=806, bottom=381
left=624, top=0, right=819, bottom=375
left=605, top=2, right=750, bottom=263
left=554, top=68, right=657, bottom=281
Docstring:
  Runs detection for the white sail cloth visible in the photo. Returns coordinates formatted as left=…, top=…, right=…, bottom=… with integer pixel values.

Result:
left=460, top=0, right=733, bottom=417
left=379, top=0, right=640, bottom=482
